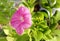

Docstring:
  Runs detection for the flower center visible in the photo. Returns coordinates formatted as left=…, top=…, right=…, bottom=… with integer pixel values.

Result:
left=20, top=16, right=24, bottom=22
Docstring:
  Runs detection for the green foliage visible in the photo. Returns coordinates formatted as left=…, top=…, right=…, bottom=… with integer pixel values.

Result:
left=55, top=11, right=60, bottom=21
left=16, top=34, right=29, bottom=41
left=22, top=0, right=36, bottom=13
left=32, top=30, right=43, bottom=41
left=55, top=0, right=60, bottom=8
left=0, top=37, right=7, bottom=41
left=0, top=0, right=60, bottom=41
left=6, top=36, right=15, bottom=41
left=0, top=0, right=15, bottom=24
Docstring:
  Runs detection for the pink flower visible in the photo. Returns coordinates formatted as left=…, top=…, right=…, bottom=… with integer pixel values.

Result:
left=10, top=6, right=32, bottom=35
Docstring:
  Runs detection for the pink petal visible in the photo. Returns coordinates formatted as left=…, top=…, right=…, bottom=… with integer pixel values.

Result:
left=22, top=23, right=31, bottom=29
left=11, top=20, right=21, bottom=29
left=16, top=27, right=24, bottom=35
left=18, top=6, right=30, bottom=15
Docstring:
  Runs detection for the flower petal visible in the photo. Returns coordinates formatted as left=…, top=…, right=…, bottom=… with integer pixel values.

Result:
left=16, top=27, right=24, bottom=35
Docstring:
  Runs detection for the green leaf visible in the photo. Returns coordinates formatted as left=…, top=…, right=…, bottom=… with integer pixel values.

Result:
left=0, top=29, right=7, bottom=37
left=46, top=37, right=57, bottom=41
left=54, top=0, right=60, bottom=8
left=47, top=0, right=56, bottom=7
left=41, top=0, right=48, bottom=4
left=16, top=34, right=29, bottom=41
left=32, top=30, right=43, bottom=41
left=0, top=37, right=7, bottom=41
left=41, top=0, right=49, bottom=8
left=56, top=36, right=60, bottom=41
left=43, top=35, right=49, bottom=40
left=29, top=0, right=36, bottom=5
left=33, top=12, right=44, bottom=21
left=3, top=25, right=15, bottom=36
left=6, top=36, right=16, bottom=41
left=54, top=30, right=60, bottom=36
left=55, top=11, right=60, bottom=21
left=50, top=17, right=57, bottom=30
left=0, top=0, right=15, bottom=24
left=44, top=29, right=51, bottom=35
left=22, top=1, right=29, bottom=7
left=0, top=15, right=9, bottom=24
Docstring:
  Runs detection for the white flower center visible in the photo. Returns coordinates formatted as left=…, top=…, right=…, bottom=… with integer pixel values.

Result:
left=20, top=16, right=24, bottom=22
